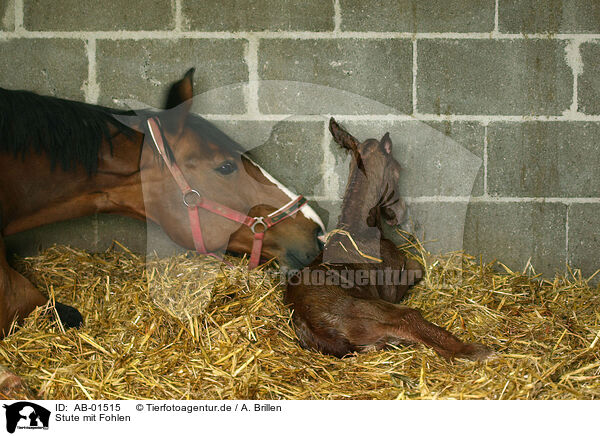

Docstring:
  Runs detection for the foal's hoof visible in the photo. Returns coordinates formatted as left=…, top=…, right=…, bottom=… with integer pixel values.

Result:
left=0, top=365, right=35, bottom=400
left=54, top=302, right=84, bottom=329
left=456, top=343, right=494, bottom=361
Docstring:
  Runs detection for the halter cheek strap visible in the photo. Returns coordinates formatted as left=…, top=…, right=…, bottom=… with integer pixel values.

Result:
left=146, top=117, right=308, bottom=269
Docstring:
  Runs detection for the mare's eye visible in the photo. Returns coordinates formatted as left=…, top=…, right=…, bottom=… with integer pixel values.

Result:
left=215, top=160, right=237, bottom=175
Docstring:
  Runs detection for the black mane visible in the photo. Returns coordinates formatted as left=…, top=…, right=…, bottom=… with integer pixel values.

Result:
left=0, top=88, right=135, bottom=174
left=0, top=88, right=246, bottom=174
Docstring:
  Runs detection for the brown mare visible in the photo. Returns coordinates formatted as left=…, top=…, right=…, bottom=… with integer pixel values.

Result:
left=0, top=68, right=325, bottom=338
left=285, top=119, right=492, bottom=361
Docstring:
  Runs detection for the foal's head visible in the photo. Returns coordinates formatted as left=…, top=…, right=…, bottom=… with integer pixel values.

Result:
left=120, top=70, right=324, bottom=269
left=329, top=118, right=407, bottom=230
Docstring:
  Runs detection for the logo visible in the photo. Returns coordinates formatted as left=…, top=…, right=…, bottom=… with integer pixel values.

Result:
left=2, top=402, right=50, bottom=433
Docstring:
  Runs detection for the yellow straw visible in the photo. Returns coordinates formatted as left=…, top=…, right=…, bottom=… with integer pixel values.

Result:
left=324, top=229, right=383, bottom=263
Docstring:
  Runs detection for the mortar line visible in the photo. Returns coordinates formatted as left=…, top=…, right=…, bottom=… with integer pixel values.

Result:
left=482, top=122, right=489, bottom=198
left=304, top=195, right=600, bottom=205
left=333, top=0, right=341, bottom=33
left=307, top=195, right=332, bottom=202
left=564, top=40, right=583, bottom=115
left=199, top=113, right=600, bottom=122
left=494, top=0, right=499, bottom=34
left=412, top=39, right=418, bottom=114
left=14, top=0, right=23, bottom=32
left=1, top=30, right=600, bottom=40
left=245, top=36, right=260, bottom=116
left=84, top=38, right=99, bottom=104
left=565, top=204, right=570, bottom=267
left=403, top=196, right=600, bottom=204
left=174, top=0, right=182, bottom=31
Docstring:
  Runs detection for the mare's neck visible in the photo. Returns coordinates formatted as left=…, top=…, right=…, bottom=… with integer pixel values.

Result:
left=2, top=131, right=146, bottom=236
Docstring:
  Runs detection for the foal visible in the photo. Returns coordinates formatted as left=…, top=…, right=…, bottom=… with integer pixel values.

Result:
left=285, top=119, right=492, bottom=361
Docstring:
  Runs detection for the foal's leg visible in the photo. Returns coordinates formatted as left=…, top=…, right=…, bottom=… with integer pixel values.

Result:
left=375, top=238, right=424, bottom=304
left=0, top=365, right=35, bottom=399
left=348, top=299, right=492, bottom=360
left=0, top=237, right=82, bottom=336
left=290, top=285, right=492, bottom=361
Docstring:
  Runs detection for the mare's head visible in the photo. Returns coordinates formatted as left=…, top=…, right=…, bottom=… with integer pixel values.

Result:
left=329, top=118, right=407, bottom=229
left=122, top=69, right=324, bottom=269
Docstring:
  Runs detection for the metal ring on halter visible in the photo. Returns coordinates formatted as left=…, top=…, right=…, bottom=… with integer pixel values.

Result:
left=183, top=189, right=202, bottom=208
left=250, top=217, right=267, bottom=234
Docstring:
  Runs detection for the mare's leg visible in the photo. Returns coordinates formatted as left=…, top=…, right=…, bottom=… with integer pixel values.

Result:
left=0, top=237, right=82, bottom=336
left=0, top=237, right=47, bottom=335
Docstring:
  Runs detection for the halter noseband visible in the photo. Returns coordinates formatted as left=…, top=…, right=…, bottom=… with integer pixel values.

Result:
left=146, top=117, right=308, bottom=269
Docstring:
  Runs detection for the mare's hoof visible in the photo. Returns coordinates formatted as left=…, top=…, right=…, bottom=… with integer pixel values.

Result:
left=456, top=343, right=495, bottom=361
left=54, top=302, right=84, bottom=329
left=0, top=365, right=35, bottom=400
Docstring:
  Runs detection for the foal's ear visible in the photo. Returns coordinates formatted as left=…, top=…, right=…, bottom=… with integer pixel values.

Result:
left=330, top=118, right=365, bottom=173
left=163, top=68, right=195, bottom=134
left=329, top=118, right=359, bottom=153
left=380, top=132, right=393, bottom=154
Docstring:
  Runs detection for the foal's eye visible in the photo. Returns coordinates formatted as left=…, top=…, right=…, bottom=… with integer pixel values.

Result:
left=215, top=161, right=237, bottom=175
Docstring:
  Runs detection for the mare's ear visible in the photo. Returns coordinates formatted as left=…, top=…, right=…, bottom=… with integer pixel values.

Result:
left=166, top=68, right=195, bottom=109
left=380, top=132, right=393, bottom=154
left=162, top=67, right=195, bottom=135
left=329, top=118, right=359, bottom=153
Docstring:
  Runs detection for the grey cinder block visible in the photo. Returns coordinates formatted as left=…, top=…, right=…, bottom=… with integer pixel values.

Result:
left=258, top=39, right=413, bottom=114
left=487, top=122, right=600, bottom=198
left=340, top=0, right=495, bottom=32
left=0, top=39, right=87, bottom=100
left=463, top=202, right=567, bottom=277
left=97, top=39, right=248, bottom=113
left=182, top=0, right=334, bottom=32
left=567, top=204, right=600, bottom=279
left=24, top=0, right=175, bottom=31
left=499, top=0, right=600, bottom=34
left=417, top=39, right=572, bottom=115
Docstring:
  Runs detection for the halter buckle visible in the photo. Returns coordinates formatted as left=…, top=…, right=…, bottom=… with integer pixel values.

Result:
left=250, top=217, right=267, bottom=234
left=183, top=190, right=202, bottom=208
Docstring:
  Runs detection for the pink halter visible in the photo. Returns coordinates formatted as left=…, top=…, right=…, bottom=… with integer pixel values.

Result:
left=146, top=117, right=308, bottom=268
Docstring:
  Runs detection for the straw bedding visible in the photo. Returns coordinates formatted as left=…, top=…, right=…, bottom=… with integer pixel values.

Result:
left=0, top=241, right=598, bottom=400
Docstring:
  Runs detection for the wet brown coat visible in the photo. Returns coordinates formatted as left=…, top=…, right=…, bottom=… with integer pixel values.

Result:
left=285, top=119, right=492, bottom=360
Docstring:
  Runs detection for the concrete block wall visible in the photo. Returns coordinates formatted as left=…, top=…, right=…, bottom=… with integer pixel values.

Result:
left=1, top=0, right=599, bottom=279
